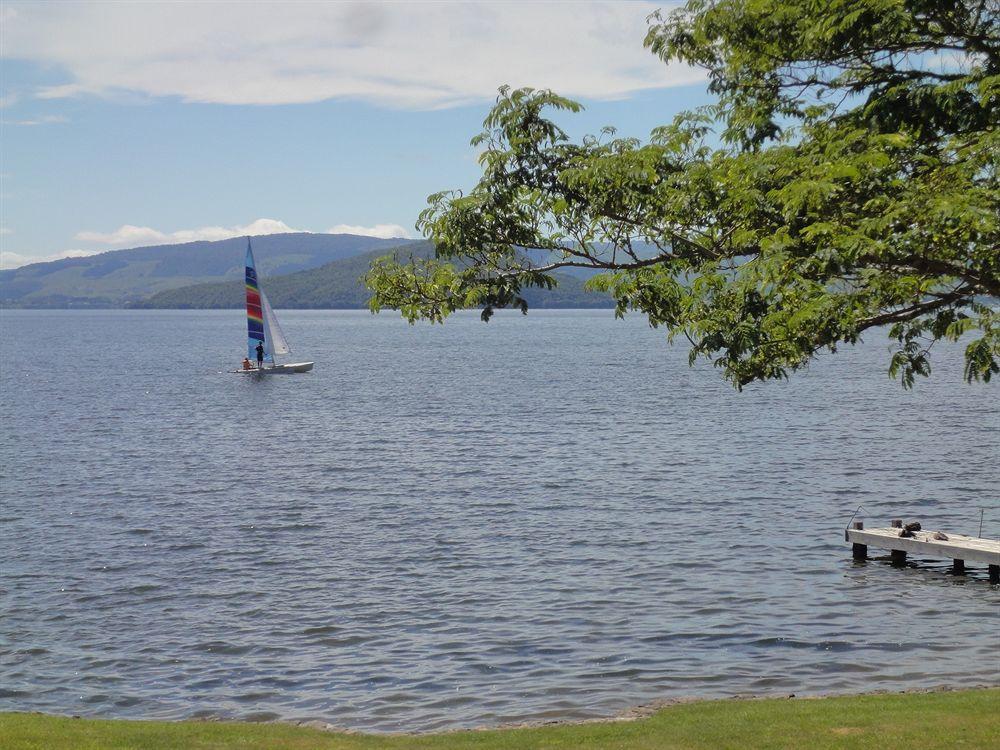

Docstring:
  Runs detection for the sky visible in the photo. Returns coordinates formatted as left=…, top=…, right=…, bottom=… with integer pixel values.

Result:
left=0, top=1, right=713, bottom=269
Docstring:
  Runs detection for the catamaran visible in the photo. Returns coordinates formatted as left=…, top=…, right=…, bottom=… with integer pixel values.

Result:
left=235, top=238, right=314, bottom=374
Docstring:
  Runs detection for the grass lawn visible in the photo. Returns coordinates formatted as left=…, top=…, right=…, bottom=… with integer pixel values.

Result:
left=2, top=688, right=998, bottom=750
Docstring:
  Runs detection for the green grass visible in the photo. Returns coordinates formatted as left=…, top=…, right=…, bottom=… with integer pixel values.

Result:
left=3, top=689, right=998, bottom=750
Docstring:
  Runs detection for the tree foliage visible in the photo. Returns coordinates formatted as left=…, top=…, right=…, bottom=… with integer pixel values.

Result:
left=366, top=0, right=999, bottom=388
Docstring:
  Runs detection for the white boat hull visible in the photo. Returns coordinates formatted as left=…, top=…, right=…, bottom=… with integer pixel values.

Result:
left=234, top=362, right=314, bottom=374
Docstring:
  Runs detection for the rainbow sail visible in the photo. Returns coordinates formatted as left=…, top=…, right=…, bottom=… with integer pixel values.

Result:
left=245, top=239, right=270, bottom=363
left=245, top=238, right=291, bottom=366
left=238, top=237, right=309, bottom=373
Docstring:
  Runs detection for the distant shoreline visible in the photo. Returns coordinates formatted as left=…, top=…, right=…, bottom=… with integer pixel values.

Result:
left=0, top=234, right=614, bottom=311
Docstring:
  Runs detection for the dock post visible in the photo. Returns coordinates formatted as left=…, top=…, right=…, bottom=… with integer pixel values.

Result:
left=851, top=521, right=867, bottom=560
left=990, top=565, right=999, bottom=584
left=888, top=521, right=906, bottom=566
left=952, top=559, right=965, bottom=575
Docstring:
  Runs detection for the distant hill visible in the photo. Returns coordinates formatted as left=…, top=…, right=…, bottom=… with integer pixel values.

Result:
left=135, top=241, right=613, bottom=310
left=0, top=233, right=415, bottom=308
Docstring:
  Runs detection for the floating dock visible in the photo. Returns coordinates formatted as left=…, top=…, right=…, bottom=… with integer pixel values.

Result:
left=846, top=521, right=1000, bottom=582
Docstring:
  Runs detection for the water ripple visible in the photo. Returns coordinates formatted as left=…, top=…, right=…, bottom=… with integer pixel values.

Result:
left=1, top=309, right=998, bottom=732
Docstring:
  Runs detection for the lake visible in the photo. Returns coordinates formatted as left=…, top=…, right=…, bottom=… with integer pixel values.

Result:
left=1, top=309, right=997, bottom=732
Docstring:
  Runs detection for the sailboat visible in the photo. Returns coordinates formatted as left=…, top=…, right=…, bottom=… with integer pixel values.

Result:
left=235, top=238, right=314, bottom=374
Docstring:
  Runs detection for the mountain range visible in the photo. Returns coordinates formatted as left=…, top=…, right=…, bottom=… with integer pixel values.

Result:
left=0, top=233, right=411, bottom=308
left=1, top=233, right=612, bottom=310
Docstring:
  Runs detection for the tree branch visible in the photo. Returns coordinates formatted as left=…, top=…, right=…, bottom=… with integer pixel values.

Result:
left=857, top=286, right=974, bottom=330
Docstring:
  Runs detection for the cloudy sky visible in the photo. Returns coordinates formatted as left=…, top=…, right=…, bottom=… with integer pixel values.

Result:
left=0, top=0, right=709, bottom=268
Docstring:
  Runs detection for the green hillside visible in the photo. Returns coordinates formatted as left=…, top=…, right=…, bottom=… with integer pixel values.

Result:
left=0, top=233, right=414, bottom=308
left=135, top=242, right=612, bottom=309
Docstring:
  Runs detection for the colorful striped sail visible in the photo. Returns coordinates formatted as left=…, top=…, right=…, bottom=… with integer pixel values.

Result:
left=245, top=239, right=271, bottom=363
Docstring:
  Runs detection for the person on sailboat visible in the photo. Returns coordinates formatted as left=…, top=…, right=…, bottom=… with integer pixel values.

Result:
left=242, top=357, right=253, bottom=371
left=255, top=340, right=265, bottom=369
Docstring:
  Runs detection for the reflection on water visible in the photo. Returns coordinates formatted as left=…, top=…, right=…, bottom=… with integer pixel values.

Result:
left=1, top=309, right=997, bottom=731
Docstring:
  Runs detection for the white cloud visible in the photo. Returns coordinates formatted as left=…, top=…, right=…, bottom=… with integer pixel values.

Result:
left=2, top=217, right=409, bottom=269
left=328, top=223, right=411, bottom=239
left=1, top=1, right=701, bottom=109
left=74, top=224, right=168, bottom=246
left=1, top=248, right=99, bottom=270
left=1, top=114, right=68, bottom=126
left=75, top=218, right=304, bottom=246
left=35, top=83, right=90, bottom=100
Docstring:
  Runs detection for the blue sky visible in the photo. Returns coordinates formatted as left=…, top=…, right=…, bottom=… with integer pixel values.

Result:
left=1, top=1, right=711, bottom=268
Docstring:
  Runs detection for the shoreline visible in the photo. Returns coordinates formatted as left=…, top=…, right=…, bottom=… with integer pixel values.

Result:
left=266, top=682, right=1000, bottom=735
left=479, top=682, right=1000, bottom=731
left=4, top=685, right=999, bottom=749
left=9, top=682, right=997, bottom=736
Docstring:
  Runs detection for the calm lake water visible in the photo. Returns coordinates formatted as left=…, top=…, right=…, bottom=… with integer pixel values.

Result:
left=1, top=309, right=998, bottom=732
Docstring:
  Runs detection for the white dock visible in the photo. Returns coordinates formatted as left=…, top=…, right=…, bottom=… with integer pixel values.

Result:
left=846, top=522, right=1000, bottom=581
